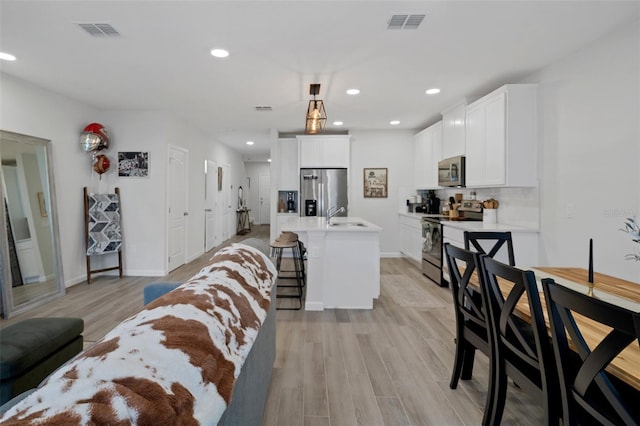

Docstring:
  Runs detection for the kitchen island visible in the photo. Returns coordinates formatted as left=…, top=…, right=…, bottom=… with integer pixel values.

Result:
left=280, top=216, right=382, bottom=310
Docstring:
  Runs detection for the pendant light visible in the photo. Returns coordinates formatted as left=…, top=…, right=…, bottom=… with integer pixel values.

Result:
left=305, top=83, right=326, bottom=134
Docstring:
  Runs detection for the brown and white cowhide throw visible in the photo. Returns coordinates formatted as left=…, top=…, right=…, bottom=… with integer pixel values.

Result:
left=1, top=243, right=276, bottom=425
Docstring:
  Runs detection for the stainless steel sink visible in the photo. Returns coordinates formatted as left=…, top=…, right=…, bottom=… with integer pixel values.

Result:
left=329, top=222, right=367, bottom=227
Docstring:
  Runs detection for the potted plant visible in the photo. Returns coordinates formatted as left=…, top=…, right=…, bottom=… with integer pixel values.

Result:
left=621, top=216, right=640, bottom=261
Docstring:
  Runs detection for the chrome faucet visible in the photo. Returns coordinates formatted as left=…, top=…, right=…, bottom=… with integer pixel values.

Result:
left=327, top=206, right=346, bottom=225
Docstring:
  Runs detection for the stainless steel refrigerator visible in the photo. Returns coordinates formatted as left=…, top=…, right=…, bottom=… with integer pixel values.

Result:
left=300, top=168, right=348, bottom=217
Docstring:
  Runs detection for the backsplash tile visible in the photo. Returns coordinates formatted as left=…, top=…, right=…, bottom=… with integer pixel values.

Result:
left=425, top=187, right=540, bottom=229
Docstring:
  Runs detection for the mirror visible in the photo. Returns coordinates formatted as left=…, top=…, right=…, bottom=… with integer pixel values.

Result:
left=238, top=185, right=244, bottom=209
left=0, top=130, right=64, bottom=318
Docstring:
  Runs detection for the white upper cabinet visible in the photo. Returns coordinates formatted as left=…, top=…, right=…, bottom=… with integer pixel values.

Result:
left=441, top=102, right=466, bottom=159
left=298, top=135, right=350, bottom=168
left=413, top=121, right=442, bottom=189
left=465, top=84, right=538, bottom=187
left=278, top=138, right=298, bottom=190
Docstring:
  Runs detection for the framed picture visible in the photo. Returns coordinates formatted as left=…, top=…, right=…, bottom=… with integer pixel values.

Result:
left=218, top=166, right=223, bottom=191
left=118, top=152, right=149, bottom=177
left=37, top=192, right=47, bottom=217
left=364, top=168, right=388, bottom=198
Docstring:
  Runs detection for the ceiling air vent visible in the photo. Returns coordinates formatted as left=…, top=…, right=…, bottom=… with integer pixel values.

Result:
left=387, top=14, right=425, bottom=30
left=78, top=23, right=120, bottom=37
left=255, top=106, right=273, bottom=112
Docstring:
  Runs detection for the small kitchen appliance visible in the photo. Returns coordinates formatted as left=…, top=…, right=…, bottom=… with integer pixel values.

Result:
left=426, top=190, right=440, bottom=214
left=286, top=192, right=296, bottom=212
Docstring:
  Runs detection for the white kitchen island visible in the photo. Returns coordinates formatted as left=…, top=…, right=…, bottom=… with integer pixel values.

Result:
left=280, top=216, right=382, bottom=310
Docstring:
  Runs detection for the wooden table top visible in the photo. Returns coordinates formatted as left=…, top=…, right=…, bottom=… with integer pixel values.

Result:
left=463, top=266, right=640, bottom=390
left=528, top=267, right=640, bottom=391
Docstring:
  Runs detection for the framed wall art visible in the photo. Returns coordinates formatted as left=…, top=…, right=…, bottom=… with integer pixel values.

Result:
left=37, top=192, right=47, bottom=217
left=118, top=152, right=149, bottom=177
left=364, top=167, right=388, bottom=198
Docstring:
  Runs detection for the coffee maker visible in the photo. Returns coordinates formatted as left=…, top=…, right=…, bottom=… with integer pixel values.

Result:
left=286, top=192, right=296, bottom=212
left=426, top=190, right=440, bottom=214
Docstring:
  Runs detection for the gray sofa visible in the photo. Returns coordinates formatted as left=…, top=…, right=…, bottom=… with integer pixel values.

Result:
left=0, top=239, right=276, bottom=425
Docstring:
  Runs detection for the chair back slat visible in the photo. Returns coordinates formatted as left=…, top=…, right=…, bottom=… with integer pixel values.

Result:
left=443, top=243, right=496, bottom=426
left=542, top=278, right=640, bottom=426
left=445, top=244, right=487, bottom=330
left=465, top=231, right=516, bottom=266
left=479, top=256, right=559, bottom=424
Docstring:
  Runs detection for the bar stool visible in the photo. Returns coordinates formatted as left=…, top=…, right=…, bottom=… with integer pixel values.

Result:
left=281, top=231, right=306, bottom=288
left=270, top=232, right=305, bottom=310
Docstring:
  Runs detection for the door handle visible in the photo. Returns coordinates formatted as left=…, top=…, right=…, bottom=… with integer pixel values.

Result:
left=183, top=212, right=189, bottom=216
left=205, top=209, right=212, bottom=212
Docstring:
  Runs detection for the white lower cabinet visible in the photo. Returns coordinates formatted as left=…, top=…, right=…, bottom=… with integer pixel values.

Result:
left=399, top=214, right=423, bottom=265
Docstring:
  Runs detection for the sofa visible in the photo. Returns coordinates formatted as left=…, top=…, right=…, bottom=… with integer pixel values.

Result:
left=0, top=317, right=84, bottom=405
left=0, top=241, right=277, bottom=425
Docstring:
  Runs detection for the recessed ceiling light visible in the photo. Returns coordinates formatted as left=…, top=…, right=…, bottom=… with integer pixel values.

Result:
left=246, top=141, right=254, bottom=145
left=390, top=120, right=400, bottom=125
left=268, top=158, right=272, bottom=162
left=346, top=89, right=360, bottom=95
left=0, top=52, right=16, bottom=61
left=333, top=121, right=343, bottom=126
left=426, top=88, right=440, bottom=95
left=210, top=48, right=229, bottom=58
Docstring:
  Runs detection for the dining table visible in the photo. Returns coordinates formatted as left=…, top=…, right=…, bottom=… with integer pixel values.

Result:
left=525, top=267, right=640, bottom=391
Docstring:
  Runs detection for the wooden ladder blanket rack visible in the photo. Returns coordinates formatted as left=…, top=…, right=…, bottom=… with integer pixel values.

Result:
left=84, top=187, right=123, bottom=284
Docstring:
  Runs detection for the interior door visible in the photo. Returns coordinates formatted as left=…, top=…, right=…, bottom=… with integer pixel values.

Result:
left=258, top=174, right=270, bottom=224
left=205, top=159, right=218, bottom=251
left=168, top=146, right=188, bottom=272
left=222, top=163, right=232, bottom=241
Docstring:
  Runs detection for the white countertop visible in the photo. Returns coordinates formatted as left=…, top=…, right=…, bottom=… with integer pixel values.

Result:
left=398, top=211, right=426, bottom=220
left=440, top=220, right=539, bottom=233
left=280, top=216, right=383, bottom=232
left=398, top=210, right=538, bottom=233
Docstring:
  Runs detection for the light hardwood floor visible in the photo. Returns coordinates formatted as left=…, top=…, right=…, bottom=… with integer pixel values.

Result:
left=0, top=225, right=543, bottom=425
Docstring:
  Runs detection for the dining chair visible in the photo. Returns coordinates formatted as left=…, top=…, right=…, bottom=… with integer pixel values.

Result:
left=444, top=243, right=495, bottom=426
left=479, top=256, right=560, bottom=425
left=464, top=231, right=516, bottom=266
left=541, top=278, right=640, bottom=426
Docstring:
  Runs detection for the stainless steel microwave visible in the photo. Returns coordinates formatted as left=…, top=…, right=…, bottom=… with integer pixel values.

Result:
left=438, top=155, right=466, bottom=187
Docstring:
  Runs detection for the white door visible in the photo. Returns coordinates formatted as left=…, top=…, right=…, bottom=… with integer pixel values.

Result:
left=168, top=146, right=188, bottom=272
left=258, top=174, right=270, bottom=224
left=205, top=159, right=219, bottom=251
left=222, top=163, right=232, bottom=241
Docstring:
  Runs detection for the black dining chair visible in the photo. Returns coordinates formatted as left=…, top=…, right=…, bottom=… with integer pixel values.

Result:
left=480, top=256, right=560, bottom=425
left=464, top=231, right=516, bottom=266
left=444, top=243, right=495, bottom=426
left=541, top=278, right=640, bottom=426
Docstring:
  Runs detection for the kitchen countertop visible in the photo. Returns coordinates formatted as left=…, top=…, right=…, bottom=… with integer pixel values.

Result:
left=280, top=216, right=383, bottom=232
left=440, top=220, right=539, bottom=233
left=399, top=210, right=538, bottom=233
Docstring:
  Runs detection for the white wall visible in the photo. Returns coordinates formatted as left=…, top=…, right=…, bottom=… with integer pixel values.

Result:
left=530, top=21, right=639, bottom=282
left=244, top=162, right=271, bottom=224
left=1, top=74, right=99, bottom=286
left=1, top=74, right=247, bottom=285
left=349, top=129, right=414, bottom=257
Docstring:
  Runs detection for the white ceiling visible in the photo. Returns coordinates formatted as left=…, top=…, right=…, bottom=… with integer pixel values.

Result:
left=1, top=1, right=638, bottom=161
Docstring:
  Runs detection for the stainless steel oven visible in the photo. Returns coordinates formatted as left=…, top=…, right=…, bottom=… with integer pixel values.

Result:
left=422, top=217, right=445, bottom=287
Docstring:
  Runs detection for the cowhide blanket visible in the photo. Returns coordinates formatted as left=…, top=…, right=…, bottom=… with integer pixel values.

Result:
left=1, top=243, right=276, bottom=425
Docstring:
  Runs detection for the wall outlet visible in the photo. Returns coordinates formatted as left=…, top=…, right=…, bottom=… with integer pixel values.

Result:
left=566, top=203, right=575, bottom=219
